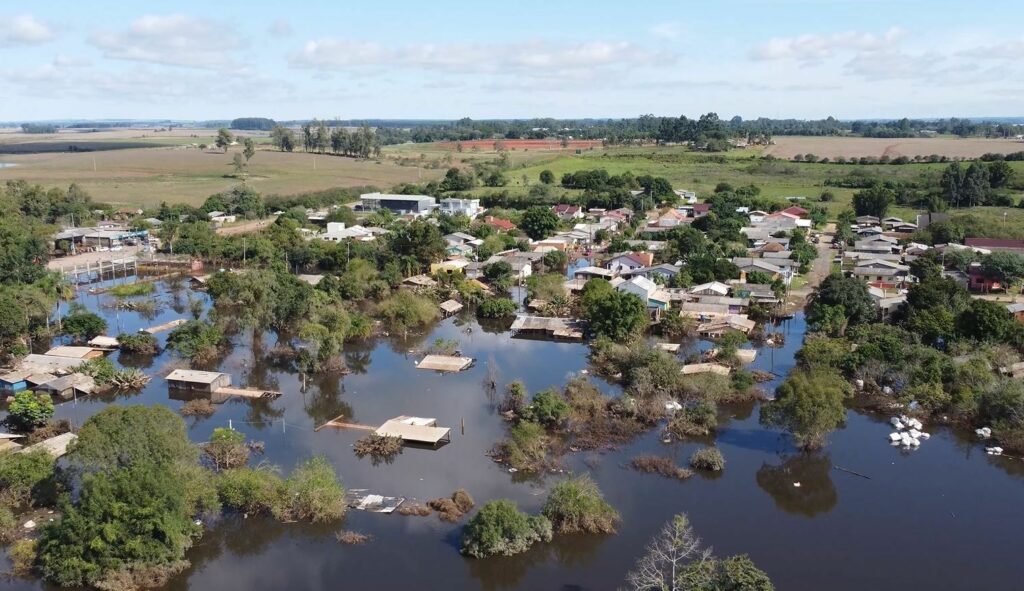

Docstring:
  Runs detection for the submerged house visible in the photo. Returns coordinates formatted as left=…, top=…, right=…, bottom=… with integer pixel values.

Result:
left=165, top=369, right=231, bottom=393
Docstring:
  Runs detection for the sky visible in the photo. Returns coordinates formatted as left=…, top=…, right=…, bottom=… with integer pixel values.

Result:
left=2, top=0, right=1024, bottom=121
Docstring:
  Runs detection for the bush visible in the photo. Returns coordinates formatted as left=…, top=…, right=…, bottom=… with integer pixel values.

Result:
left=477, top=297, right=517, bottom=318
left=541, top=475, right=619, bottom=534
left=202, top=428, right=249, bottom=472
left=0, top=449, right=57, bottom=507
left=353, top=433, right=403, bottom=462
left=375, top=291, right=439, bottom=336
left=4, top=390, right=54, bottom=433
left=521, top=388, right=570, bottom=427
left=630, top=455, right=693, bottom=480
left=0, top=504, right=17, bottom=544
left=690, top=447, right=726, bottom=471
left=62, top=309, right=107, bottom=341
left=495, top=421, right=549, bottom=472
left=335, top=530, right=370, bottom=545
left=461, top=500, right=553, bottom=558
left=286, top=456, right=345, bottom=523
left=108, top=282, right=154, bottom=297
left=166, top=320, right=224, bottom=362
left=666, top=402, right=717, bottom=438
left=9, top=538, right=37, bottom=576
left=116, top=332, right=159, bottom=355
left=216, top=466, right=287, bottom=517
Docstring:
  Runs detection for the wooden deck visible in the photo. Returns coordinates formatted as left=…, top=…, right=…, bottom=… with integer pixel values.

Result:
left=215, top=386, right=281, bottom=400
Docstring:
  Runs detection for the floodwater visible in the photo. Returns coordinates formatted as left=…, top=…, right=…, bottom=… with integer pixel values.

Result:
left=4, top=277, right=1024, bottom=591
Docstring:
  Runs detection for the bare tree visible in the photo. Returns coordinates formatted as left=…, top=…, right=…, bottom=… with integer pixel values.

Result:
left=625, top=513, right=712, bottom=591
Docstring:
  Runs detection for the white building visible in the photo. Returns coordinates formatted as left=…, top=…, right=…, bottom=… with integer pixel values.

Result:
left=321, top=222, right=377, bottom=242
left=360, top=193, right=437, bottom=216
left=439, top=198, right=483, bottom=219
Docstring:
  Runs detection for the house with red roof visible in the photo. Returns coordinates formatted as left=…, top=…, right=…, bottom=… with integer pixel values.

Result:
left=483, top=216, right=516, bottom=232
left=552, top=204, right=584, bottom=220
left=780, top=206, right=809, bottom=218
left=692, top=203, right=712, bottom=218
left=965, top=238, right=1024, bottom=255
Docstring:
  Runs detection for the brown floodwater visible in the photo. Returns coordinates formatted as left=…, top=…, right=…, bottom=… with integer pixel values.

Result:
left=3, top=278, right=1024, bottom=590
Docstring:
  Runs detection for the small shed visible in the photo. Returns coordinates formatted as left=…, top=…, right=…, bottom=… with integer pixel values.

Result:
left=45, top=346, right=105, bottom=360
left=165, top=369, right=231, bottom=392
left=402, top=274, right=437, bottom=288
left=298, top=274, right=324, bottom=286
left=35, top=373, right=97, bottom=400
left=439, top=299, right=464, bottom=315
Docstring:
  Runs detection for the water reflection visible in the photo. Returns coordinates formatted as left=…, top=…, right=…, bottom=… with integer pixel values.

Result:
left=755, top=454, right=838, bottom=517
left=466, top=532, right=609, bottom=591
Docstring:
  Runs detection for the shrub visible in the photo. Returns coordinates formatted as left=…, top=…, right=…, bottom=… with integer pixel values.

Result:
left=285, top=456, right=345, bottom=523
left=335, top=530, right=370, bottom=545
left=116, top=332, right=159, bottom=355
left=428, top=489, right=475, bottom=522
left=630, top=455, right=693, bottom=480
left=202, top=428, right=250, bottom=472
left=62, top=309, right=107, bottom=341
left=216, top=466, right=287, bottom=517
left=108, top=282, right=154, bottom=297
left=397, top=503, right=432, bottom=517
left=495, top=421, right=549, bottom=471
left=461, top=500, right=553, bottom=558
left=477, top=297, right=517, bottom=318
left=0, top=504, right=17, bottom=544
left=9, top=538, right=37, bottom=576
left=666, top=402, right=717, bottom=438
left=353, top=434, right=403, bottom=462
left=166, top=320, right=224, bottom=362
left=541, top=475, right=619, bottom=534
left=522, top=388, right=570, bottom=427
left=690, top=447, right=726, bottom=471
left=4, top=391, right=54, bottom=433
left=0, top=449, right=57, bottom=507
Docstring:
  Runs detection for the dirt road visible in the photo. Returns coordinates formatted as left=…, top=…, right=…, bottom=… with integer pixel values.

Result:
left=216, top=216, right=277, bottom=236
left=785, top=228, right=836, bottom=310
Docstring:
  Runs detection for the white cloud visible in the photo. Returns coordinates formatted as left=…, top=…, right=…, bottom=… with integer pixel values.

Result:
left=0, top=14, right=55, bottom=46
left=89, top=14, right=245, bottom=70
left=649, top=22, right=684, bottom=40
left=289, top=39, right=670, bottom=74
left=268, top=19, right=293, bottom=37
left=750, top=27, right=905, bottom=61
left=958, top=39, right=1024, bottom=60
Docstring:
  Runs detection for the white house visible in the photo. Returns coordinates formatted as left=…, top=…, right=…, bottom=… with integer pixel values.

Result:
left=321, top=222, right=377, bottom=242
left=606, top=252, right=653, bottom=274
left=439, top=198, right=483, bottom=219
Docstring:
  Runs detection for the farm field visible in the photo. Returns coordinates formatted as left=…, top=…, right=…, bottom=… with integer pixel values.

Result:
left=762, top=135, right=1024, bottom=160
left=0, top=145, right=438, bottom=207
left=0, top=126, right=267, bottom=149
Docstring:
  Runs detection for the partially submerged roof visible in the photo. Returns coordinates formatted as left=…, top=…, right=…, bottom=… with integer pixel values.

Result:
left=439, top=299, right=464, bottom=314
left=19, top=354, right=83, bottom=374
left=165, top=369, right=227, bottom=384
left=45, top=346, right=104, bottom=359
left=417, top=355, right=473, bottom=372
left=19, top=432, right=78, bottom=458
left=88, top=335, right=120, bottom=348
left=375, top=416, right=451, bottom=444
left=681, top=363, right=731, bottom=376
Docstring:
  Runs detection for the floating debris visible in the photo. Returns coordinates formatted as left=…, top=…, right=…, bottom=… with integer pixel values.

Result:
left=976, top=427, right=992, bottom=439
left=986, top=446, right=1004, bottom=456
left=888, top=415, right=928, bottom=449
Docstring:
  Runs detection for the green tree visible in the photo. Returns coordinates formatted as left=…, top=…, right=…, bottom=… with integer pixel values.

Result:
left=807, top=274, right=875, bottom=335
left=957, top=298, right=1018, bottom=343
left=461, top=499, right=553, bottom=558
left=981, top=251, right=1024, bottom=287
left=67, top=405, right=198, bottom=472
left=519, top=206, right=560, bottom=240
left=387, top=219, right=446, bottom=270
left=166, top=320, right=224, bottom=361
left=269, top=125, right=296, bottom=152
left=62, top=307, right=107, bottom=341
left=539, top=169, right=555, bottom=184
left=232, top=152, right=246, bottom=175
left=761, top=368, right=850, bottom=450
left=988, top=160, right=1014, bottom=189
left=0, top=449, right=56, bottom=507
left=243, top=137, right=256, bottom=162
left=215, top=128, right=233, bottom=152
left=851, top=183, right=894, bottom=218
left=4, top=390, right=54, bottom=433
left=581, top=282, right=647, bottom=340
left=37, top=461, right=199, bottom=587
left=202, top=428, right=249, bottom=472
left=477, top=297, right=517, bottom=318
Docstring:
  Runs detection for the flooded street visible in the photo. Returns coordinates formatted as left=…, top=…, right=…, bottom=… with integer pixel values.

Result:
left=5, top=278, right=1024, bottom=590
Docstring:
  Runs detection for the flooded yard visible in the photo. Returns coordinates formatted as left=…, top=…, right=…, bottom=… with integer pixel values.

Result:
left=4, top=278, right=1024, bottom=590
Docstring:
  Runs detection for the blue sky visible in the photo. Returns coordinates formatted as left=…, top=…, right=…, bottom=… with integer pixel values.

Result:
left=3, top=0, right=1023, bottom=121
